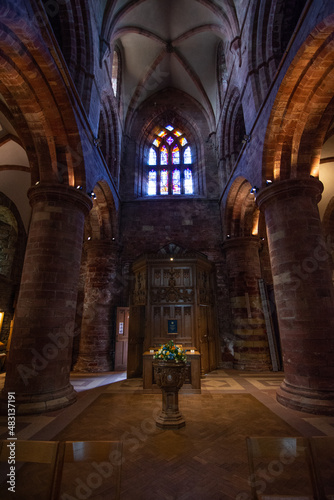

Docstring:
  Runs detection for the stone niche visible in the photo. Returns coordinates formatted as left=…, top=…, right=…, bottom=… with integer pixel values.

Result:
left=127, top=246, right=219, bottom=381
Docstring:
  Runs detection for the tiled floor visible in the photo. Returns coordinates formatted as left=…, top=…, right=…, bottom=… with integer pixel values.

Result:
left=1, top=370, right=334, bottom=499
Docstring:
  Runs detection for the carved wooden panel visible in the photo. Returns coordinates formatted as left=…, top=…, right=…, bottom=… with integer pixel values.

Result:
left=150, top=266, right=194, bottom=304
left=132, top=270, right=147, bottom=305
left=150, top=304, right=193, bottom=346
left=197, top=268, right=213, bottom=305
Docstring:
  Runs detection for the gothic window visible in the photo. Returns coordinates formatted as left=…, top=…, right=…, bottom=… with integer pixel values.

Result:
left=111, top=49, right=120, bottom=97
left=147, top=125, right=193, bottom=196
left=217, top=41, right=228, bottom=107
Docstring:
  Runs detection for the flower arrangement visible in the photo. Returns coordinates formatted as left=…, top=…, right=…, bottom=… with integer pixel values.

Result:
left=154, top=340, right=187, bottom=363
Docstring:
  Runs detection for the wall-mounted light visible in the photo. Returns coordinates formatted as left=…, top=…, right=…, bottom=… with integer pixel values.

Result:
left=76, top=185, right=83, bottom=190
left=250, top=186, right=259, bottom=194
left=266, top=180, right=273, bottom=185
left=88, top=191, right=97, bottom=199
left=0, top=312, right=4, bottom=333
left=226, top=234, right=231, bottom=239
left=87, top=236, right=91, bottom=241
left=35, top=181, right=40, bottom=185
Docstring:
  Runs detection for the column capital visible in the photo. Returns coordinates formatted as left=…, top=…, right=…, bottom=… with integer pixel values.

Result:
left=222, top=235, right=261, bottom=252
left=28, top=183, right=93, bottom=215
left=84, top=238, right=120, bottom=253
left=256, top=177, right=323, bottom=211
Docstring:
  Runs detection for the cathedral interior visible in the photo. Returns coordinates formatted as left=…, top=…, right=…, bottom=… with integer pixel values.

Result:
left=0, top=0, right=334, bottom=498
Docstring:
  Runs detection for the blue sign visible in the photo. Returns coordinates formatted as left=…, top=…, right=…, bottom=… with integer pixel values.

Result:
left=168, top=319, right=178, bottom=334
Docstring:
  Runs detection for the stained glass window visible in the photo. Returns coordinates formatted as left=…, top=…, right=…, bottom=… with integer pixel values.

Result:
left=148, top=147, right=157, bottom=166
left=184, top=168, right=193, bottom=194
left=160, top=145, right=168, bottom=165
left=160, top=169, right=168, bottom=195
left=172, top=169, right=181, bottom=194
left=184, top=146, right=192, bottom=164
left=147, top=125, right=194, bottom=196
left=172, top=145, right=180, bottom=165
left=148, top=170, right=157, bottom=195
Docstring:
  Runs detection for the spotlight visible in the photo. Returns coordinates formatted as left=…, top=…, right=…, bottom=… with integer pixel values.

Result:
left=266, top=180, right=273, bottom=185
left=226, top=234, right=231, bottom=239
left=76, top=185, right=83, bottom=190
left=87, top=236, right=91, bottom=241
left=35, top=181, right=40, bottom=185
left=88, top=191, right=97, bottom=199
left=250, top=186, right=259, bottom=194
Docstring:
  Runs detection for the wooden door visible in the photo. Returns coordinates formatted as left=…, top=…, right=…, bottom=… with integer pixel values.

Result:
left=114, top=307, right=129, bottom=371
left=127, top=305, right=146, bottom=378
left=198, top=305, right=210, bottom=375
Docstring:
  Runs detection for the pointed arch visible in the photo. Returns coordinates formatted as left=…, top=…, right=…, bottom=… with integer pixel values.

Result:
left=224, top=177, right=258, bottom=239
left=98, top=93, right=121, bottom=186
left=219, top=88, right=246, bottom=184
left=263, top=15, right=334, bottom=181
left=42, top=0, right=94, bottom=111
left=84, top=181, right=119, bottom=241
left=0, top=6, right=91, bottom=187
left=135, top=106, right=205, bottom=198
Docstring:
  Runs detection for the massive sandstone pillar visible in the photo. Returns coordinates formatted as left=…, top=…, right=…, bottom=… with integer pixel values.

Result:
left=257, top=178, right=334, bottom=414
left=223, top=236, right=271, bottom=371
left=1, top=184, right=92, bottom=414
left=74, top=240, right=118, bottom=372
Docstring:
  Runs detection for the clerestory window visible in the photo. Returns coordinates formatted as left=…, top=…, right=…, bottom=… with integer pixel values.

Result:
left=147, top=125, right=193, bottom=196
left=111, top=49, right=120, bottom=97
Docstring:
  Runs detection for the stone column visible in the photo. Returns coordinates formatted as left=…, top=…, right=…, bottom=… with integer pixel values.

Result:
left=74, top=240, right=118, bottom=372
left=1, top=184, right=92, bottom=414
left=257, top=178, right=334, bottom=414
left=223, top=237, right=271, bottom=371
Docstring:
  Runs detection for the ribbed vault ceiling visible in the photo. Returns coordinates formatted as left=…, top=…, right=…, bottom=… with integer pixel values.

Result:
left=102, top=0, right=240, bottom=128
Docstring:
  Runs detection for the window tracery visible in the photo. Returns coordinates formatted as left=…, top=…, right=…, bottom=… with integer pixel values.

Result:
left=147, top=124, right=193, bottom=196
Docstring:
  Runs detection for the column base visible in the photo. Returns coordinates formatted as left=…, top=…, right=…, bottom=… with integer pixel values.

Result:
left=0, top=383, right=77, bottom=415
left=155, top=410, right=186, bottom=430
left=277, top=380, right=334, bottom=415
